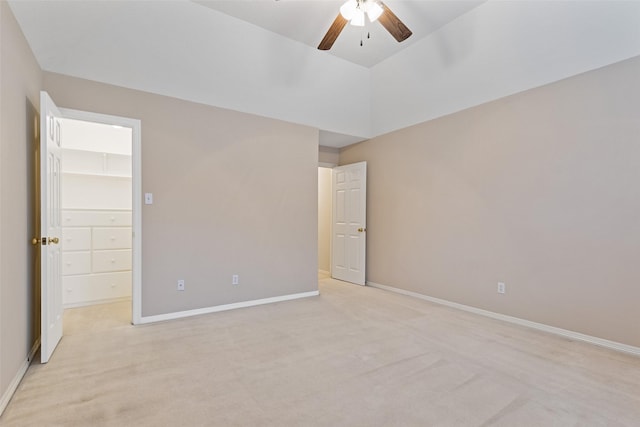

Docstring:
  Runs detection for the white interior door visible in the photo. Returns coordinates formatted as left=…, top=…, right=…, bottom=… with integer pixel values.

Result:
left=39, top=91, right=63, bottom=363
left=332, top=162, right=367, bottom=285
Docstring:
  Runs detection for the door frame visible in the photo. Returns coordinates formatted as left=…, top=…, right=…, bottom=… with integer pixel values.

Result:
left=60, top=108, right=142, bottom=325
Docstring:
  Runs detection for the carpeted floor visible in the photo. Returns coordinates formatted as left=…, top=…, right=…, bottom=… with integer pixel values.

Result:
left=2, top=278, right=639, bottom=426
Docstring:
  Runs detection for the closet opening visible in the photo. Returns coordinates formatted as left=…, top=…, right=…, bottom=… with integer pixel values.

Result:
left=59, top=115, right=136, bottom=330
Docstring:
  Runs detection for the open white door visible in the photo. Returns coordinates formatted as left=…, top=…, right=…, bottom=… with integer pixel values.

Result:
left=331, top=162, right=367, bottom=285
left=39, top=91, right=63, bottom=363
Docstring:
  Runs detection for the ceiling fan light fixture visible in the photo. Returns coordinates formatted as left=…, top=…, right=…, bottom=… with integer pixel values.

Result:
left=350, top=9, right=365, bottom=27
left=318, top=0, right=412, bottom=50
left=365, top=1, right=384, bottom=22
left=339, top=0, right=358, bottom=20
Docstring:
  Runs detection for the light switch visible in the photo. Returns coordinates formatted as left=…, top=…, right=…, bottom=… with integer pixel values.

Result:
left=145, top=193, right=153, bottom=205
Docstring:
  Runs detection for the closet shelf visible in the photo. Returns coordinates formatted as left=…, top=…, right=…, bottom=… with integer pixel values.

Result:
left=62, top=171, right=132, bottom=179
left=62, top=147, right=131, bottom=157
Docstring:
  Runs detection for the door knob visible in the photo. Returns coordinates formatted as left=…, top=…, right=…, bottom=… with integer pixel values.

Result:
left=358, top=228, right=367, bottom=233
left=48, top=237, right=60, bottom=244
left=32, top=237, right=41, bottom=245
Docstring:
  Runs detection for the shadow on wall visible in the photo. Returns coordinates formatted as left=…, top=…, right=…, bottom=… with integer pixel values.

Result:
left=26, top=98, right=40, bottom=347
left=318, top=167, right=332, bottom=274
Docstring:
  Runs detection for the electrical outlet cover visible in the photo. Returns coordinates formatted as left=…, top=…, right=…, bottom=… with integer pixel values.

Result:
left=497, top=282, right=505, bottom=294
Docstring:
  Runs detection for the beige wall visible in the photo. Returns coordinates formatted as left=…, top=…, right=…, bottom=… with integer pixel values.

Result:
left=340, top=56, right=640, bottom=347
left=44, top=72, right=319, bottom=317
left=0, top=1, right=42, bottom=402
left=319, top=146, right=339, bottom=165
left=318, top=167, right=332, bottom=273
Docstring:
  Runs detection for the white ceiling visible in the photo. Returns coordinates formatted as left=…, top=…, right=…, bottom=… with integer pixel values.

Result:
left=193, top=1, right=485, bottom=68
left=8, top=1, right=640, bottom=148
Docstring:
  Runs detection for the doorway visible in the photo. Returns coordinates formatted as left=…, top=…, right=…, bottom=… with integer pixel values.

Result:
left=37, top=93, right=142, bottom=362
left=318, top=161, right=368, bottom=285
left=330, top=162, right=367, bottom=285
left=58, top=117, right=132, bottom=329
left=57, top=109, right=142, bottom=326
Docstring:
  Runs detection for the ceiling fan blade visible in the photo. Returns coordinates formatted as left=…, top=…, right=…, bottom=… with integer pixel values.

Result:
left=318, top=13, right=348, bottom=50
left=378, top=2, right=412, bottom=43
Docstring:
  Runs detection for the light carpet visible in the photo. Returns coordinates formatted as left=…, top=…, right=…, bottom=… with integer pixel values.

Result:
left=2, top=278, right=639, bottom=426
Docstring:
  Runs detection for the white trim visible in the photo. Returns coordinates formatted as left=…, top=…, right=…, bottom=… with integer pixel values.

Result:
left=367, top=281, right=640, bottom=357
left=0, top=339, right=40, bottom=416
left=318, top=269, right=331, bottom=276
left=63, top=296, right=130, bottom=309
left=138, top=290, right=320, bottom=324
left=131, top=118, right=142, bottom=325
left=59, top=108, right=142, bottom=325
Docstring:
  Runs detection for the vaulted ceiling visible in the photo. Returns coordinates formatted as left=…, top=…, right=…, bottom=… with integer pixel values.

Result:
left=8, top=0, right=640, bottom=147
left=193, top=1, right=485, bottom=68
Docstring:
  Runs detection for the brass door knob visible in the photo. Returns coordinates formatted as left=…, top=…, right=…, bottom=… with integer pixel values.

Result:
left=32, top=237, right=41, bottom=245
left=357, top=228, right=367, bottom=233
left=48, top=237, right=60, bottom=244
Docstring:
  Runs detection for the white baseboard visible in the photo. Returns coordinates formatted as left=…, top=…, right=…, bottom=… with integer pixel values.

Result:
left=0, top=338, right=40, bottom=417
left=138, top=290, right=320, bottom=324
left=367, top=281, right=640, bottom=357
left=64, top=296, right=130, bottom=309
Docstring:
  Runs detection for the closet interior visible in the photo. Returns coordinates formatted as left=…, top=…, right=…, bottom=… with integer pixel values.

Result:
left=60, top=119, right=133, bottom=308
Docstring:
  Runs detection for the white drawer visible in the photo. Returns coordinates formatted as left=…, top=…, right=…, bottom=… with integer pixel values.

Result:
left=63, top=275, right=89, bottom=305
left=63, top=272, right=132, bottom=306
left=92, top=249, right=132, bottom=273
left=62, top=251, right=91, bottom=275
left=93, top=227, right=132, bottom=250
left=62, top=210, right=132, bottom=227
left=62, top=227, right=91, bottom=251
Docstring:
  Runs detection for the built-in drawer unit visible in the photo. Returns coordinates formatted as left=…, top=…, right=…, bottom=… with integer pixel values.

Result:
left=63, top=272, right=132, bottom=306
left=92, top=249, right=132, bottom=273
left=61, top=209, right=132, bottom=307
left=92, top=227, right=132, bottom=250
left=62, top=227, right=91, bottom=251
left=62, top=251, right=91, bottom=276
left=63, top=210, right=132, bottom=227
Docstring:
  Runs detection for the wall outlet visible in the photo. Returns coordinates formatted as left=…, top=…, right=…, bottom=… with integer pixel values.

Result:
left=232, top=274, right=239, bottom=285
left=177, top=279, right=185, bottom=291
left=497, top=282, right=505, bottom=294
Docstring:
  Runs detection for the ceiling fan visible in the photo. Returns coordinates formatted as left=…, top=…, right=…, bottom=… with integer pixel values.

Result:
left=318, top=0, right=412, bottom=50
